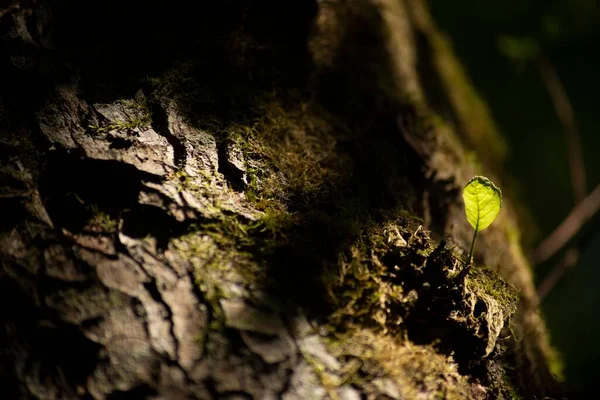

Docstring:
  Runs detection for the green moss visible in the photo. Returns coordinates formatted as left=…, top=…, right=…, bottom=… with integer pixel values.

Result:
left=89, top=96, right=152, bottom=134
left=325, top=327, right=473, bottom=399
left=314, top=209, right=525, bottom=397
left=302, top=353, right=344, bottom=400
left=169, top=204, right=296, bottom=328
left=171, top=232, right=248, bottom=327
left=152, top=68, right=346, bottom=323
left=230, top=97, right=350, bottom=213
left=491, top=369, right=524, bottom=400
left=148, top=60, right=351, bottom=213
left=466, top=267, right=519, bottom=314
left=174, top=170, right=193, bottom=190
left=108, top=291, right=123, bottom=308
left=86, top=205, right=119, bottom=232
left=325, top=216, right=433, bottom=331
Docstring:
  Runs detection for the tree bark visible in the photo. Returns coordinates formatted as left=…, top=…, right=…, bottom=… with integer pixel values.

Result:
left=1, top=0, right=565, bottom=399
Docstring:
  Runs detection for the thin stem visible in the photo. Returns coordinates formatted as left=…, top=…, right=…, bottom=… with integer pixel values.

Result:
left=537, top=249, right=579, bottom=300
left=468, top=229, right=478, bottom=264
left=535, top=183, right=600, bottom=264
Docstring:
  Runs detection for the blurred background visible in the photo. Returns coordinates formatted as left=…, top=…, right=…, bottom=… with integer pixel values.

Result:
left=429, top=0, right=600, bottom=394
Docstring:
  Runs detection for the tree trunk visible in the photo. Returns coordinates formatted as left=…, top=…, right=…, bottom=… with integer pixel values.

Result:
left=0, top=1, right=565, bottom=399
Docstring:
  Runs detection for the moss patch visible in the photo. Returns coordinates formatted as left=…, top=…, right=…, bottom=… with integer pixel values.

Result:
left=318, top=213, right=520, bottom=397
left=224, top=97, right=351, bottom=213
left=327, top=328, right=475, bottom=399
left=85, top=204, right=119, bottom=233
left=89, top=95, right=152, bottom=134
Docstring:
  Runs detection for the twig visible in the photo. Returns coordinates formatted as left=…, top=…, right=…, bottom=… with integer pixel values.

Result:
left=532, top=52, right=590, bottom=301
left=535, top=183, right=600, bottom=264
left=537, top=248, right=579, bottom=300
left=537, top=55, right=587, bottom=204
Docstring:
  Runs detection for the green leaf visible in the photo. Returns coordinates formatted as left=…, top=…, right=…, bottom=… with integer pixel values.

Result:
left=463, top=176, right=502, bottom=232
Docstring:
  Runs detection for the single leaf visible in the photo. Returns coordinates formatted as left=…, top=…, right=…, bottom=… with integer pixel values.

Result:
left=463, top=176, right=502, bottom=232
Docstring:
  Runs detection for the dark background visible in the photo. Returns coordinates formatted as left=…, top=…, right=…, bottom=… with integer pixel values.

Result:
left=430, top=0, right=600, bottom=394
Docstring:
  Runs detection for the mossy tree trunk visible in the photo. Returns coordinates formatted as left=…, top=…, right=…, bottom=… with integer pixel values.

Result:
left=1, top=1, right=564, bottom=399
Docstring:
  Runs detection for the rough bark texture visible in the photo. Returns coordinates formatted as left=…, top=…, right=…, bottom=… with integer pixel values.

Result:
left=1, top=0, right=565, bottom=399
